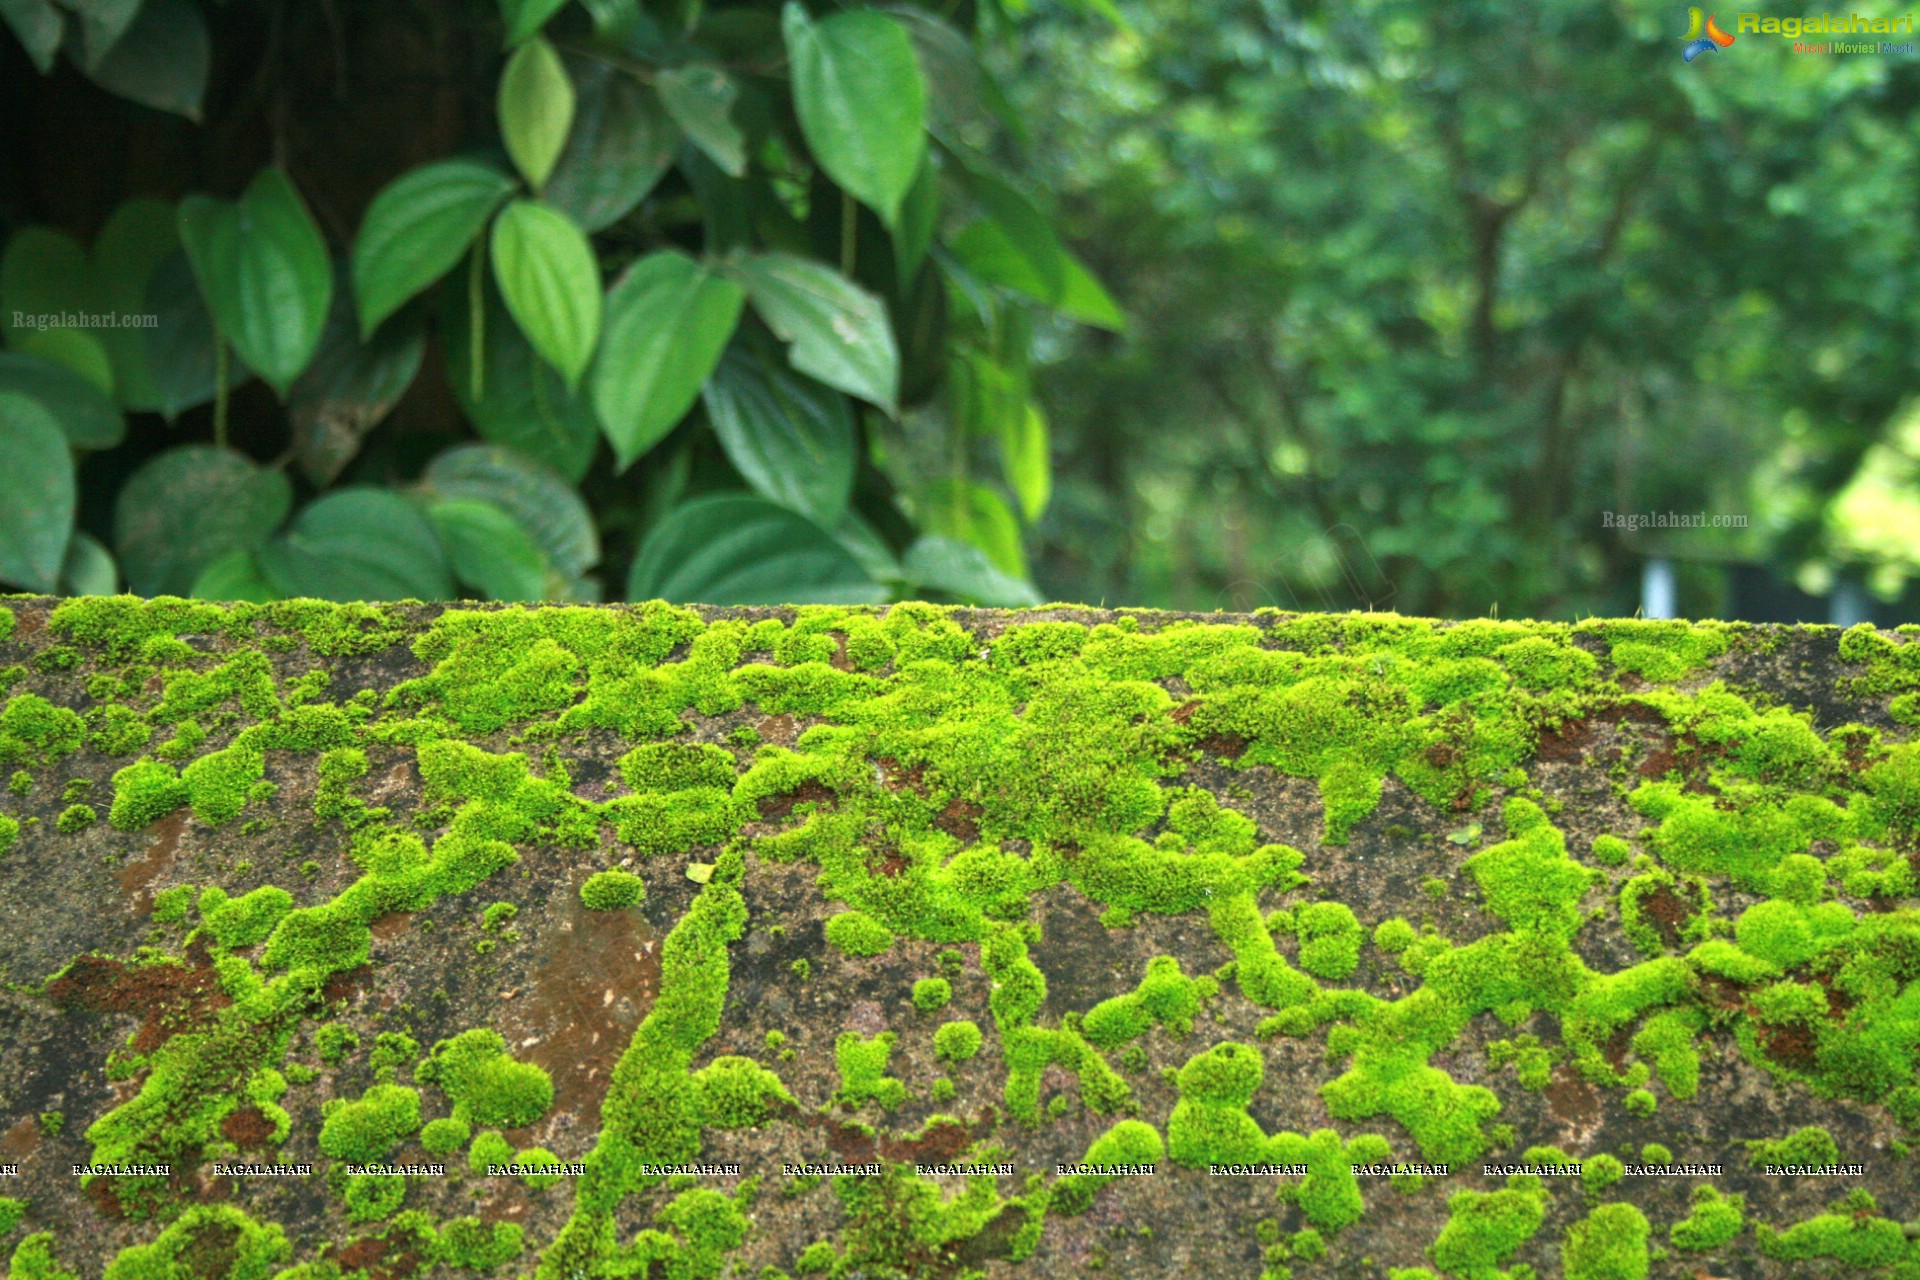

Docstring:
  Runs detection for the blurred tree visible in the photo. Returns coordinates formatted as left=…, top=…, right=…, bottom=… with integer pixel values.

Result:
left=1011, top=0, right=1920, bottom=617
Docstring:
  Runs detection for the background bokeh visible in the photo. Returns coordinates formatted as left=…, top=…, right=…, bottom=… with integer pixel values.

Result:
left=4, top=0, right=1920, bottom=621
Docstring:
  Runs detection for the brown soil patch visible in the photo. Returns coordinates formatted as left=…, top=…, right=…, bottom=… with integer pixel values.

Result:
left=1544, top=1063, right=1602, bottom=1132
left=330, top=1231, right=427, bottom=1280
left=757, top=780, right=835, bottom=821
left=869, top=847, right=909, bottom=878
left=877, top=757, right=929, bottom=795
left=1534, top=717, right=1592, bottom=763
left=933, top=797, right=984, bottom=843
left=116, top=810, right=188, bottom=911
left=369, top=911, right=412, bottom=941
left=756, top=714, right=797, bottom=745
left=323, top=964, right=371, bottom=1006
left=178, top=1219, right=240, bottom=1280
left=0, top=1116, right=39, bottom=1162
left=220, top=1106, right=274, bottom=1150
left=47, top=951, right=231, bottom=1053
left=497, top=891, right=660, bottom=1121
left=1758, top=1020, right=1818, bottom=1071
left=1637, top=885, right=1696, bottom=948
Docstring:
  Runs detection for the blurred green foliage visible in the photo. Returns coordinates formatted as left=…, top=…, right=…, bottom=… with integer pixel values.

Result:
left=1010, top=0, right=1920, bottom=616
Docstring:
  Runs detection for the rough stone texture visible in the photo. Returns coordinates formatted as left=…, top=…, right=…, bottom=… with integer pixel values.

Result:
left=0, top=597, right=1916, bottom=1280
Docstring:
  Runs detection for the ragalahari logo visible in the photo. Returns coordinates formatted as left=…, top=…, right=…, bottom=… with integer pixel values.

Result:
left=1682, top=7, right=1738, bottom=58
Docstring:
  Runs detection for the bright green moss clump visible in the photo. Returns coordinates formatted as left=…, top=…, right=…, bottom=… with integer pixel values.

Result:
left=417, top=1029, right=554, bottom=1128
left=934, top=1020, right=983, bottom=1061
left=1052, top=1119, right=1163, bottom=1215
left=1562, top=1203, right=1650, bottom=1280
left=1426, top=1185, right=1548, bottom=1277
left=825, top=910, right=894, bottom=957
left=317, top=1085, right=422, bottom=1162
left=100, top=1206, right=289, bottom=1280
left=1670, top=1185, right=1745, bottom=1251
left=108, top=759, right=188, bottom=830
left=0, top=695, right=84, bottom=765
left=1746, top=1125, right=1839, bottom=1169
left=690, top=1056, right=795, bottom=1128
left=911, top=977, right=952, bottom=1012
left=440, top=1217, right=526, bottom=1269
left=833, top=1032, right=906, bottom=1110
left=1297, top=901, right=1364, bottom=979
left=54, top=803, right=94, bottom=834
left=420, top=1116, right=471, bottom=1156
left=1080, top=955, right=1217, bottom=1046
left=580, top=868, right=646, bottom=910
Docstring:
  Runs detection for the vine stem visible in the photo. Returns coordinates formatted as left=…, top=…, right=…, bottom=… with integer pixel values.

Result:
left=213, top=335, right=230, bottom=450
left=840, top=189, right=857, bottom=277
left=469, top=237, right=486, bottom=402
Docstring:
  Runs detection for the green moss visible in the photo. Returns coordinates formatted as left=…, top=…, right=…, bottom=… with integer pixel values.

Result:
left=1623, top=1088, right=1656, bottom=1116
left=1080, top=955, right=1217, bottom=1046
left=690, top=1056, right=794, bottom=1128
left=202, top=885, right=294, bottom=949
left=1591, top=834, right=1630, bottom=867
left=8, top=1233, right=76, bottom=1280
left=468, top=1129, right=514, bottom=1176
left=342, top=1171, right=407, bottom=1221
left=1746, top=1125, right=1839, bottom=1169
left=825, top=910, right=895, bottom=957
left=1297, top=901, right=1364, bottom=979
left=1670, top=1185, right=1744, bottom=1251
left=0, top=695, right=84, bottom=765
left=420, top=1116, right=471, bottom=1156
left=54, top=803, right=94, bottom=834
left=1562, top=1203, right=1650, bottom=1280
left=1755, top=1192, right=1914, bottom=1267
left=318, top=1085, right=422, bottom=1162
left=833, top=1032, right=907, bottom=1110
left=1426, top=1185, right=1548, bottom=1278
left=1051, top=1119, right=1163, bottom=1215
left=1372, top=918, right=1417, bottom=954
left=580, top=868, right=646, bottom=910
left=100, top=1205, right=289, bottom=1280
left=417, top=1029, right=554, bottom=1128
left=440, top=1217, right=526, bottom=1270
left=912, top=977, right=952, bottom=1012
left=934, top=1020, right=983, bottom=1062
left=1589, top=619, right=1730, bottom=683
left=0, top=1196, right=22, bottom=1237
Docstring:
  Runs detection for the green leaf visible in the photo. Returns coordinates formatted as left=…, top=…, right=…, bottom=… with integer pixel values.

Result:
left=782, top=6, right=926, bottom=232
left=141, top=248, right=250, bottom=422
left=351, top=159, right=515, bottom=337
left=289, top=270, right=426, bottom=486
left=257, top=488, right=453, bottom=602
left=731, top=252, right=898, bottom=414
left=499, top=0, right=568, bottom=46
left=902, top=535, right=1040, bottom=606
left=626, top=493, right=884, bottom=605
left=490, top=198, right=601, bottom=390
left=894, top=155, right=939, bottom=284
left=546, top=56, right=677, bottom=234
left=703, top=344, right=854, bottom=526
left=0, top=0, right=64, bottom=73
left=499, top=36, right=575, bottom=191
left=656, top=65, right=745, bottom=177
left=421, top=443, right=598, bottom=579
left=1000, top=398, right=1051, bottom=523
left=947, top=169, right=1123, bottom=330
left=428, top=498, right=551, bottom=602
left=67, top=0, right=144, bottom=69
left=189, top=551, right=279, bottom=604
left=61, top=530, right=118, bottom=596
left=883, top=7, right=1026, bottom=151
left=113, top=445, right=294, bottom=597
left=177, top=168, right=334, bottom=395
left=0, top=391, right=75, bottom=592
left=92, top=197, right=179, bottom=413
left=79, top=0, right=208, bottom=121
left=12, top=329, right=113, bottom=397
left=834, top=510, right=904, bottom=584
left=920, top=478, right=1025, bottom=577
left=1, top=227, right=94, bottom=341
left=0, top=350, right=123, bottom=448
left=783, top=3, right=926, bottom=229
left=590, top=250, right=744, bottom=469
left=443, top=274, right=599, bottom=483
left=577, top=0, right=640, bottom=38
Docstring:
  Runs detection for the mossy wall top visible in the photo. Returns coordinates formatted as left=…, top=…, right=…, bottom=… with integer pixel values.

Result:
left=0, top=596, right=1917, bottom=1280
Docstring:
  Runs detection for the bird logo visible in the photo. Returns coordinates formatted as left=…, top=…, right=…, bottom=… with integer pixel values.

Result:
left=1682, top=8, right=1737, bottom=60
